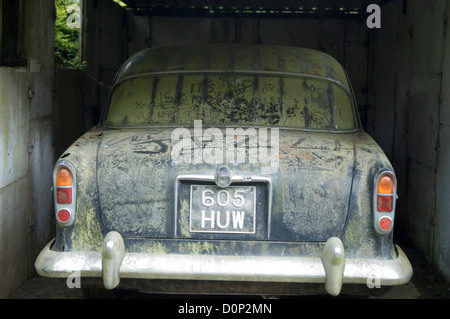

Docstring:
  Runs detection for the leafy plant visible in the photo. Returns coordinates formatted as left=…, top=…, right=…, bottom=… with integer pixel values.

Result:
left=55, top=0, right=83, bottom=68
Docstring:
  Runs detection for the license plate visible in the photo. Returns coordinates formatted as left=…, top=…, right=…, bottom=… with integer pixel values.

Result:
left=189, top=185, right=256, bottom=234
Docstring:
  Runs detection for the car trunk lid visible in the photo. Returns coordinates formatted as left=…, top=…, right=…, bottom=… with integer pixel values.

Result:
left=96, top=128, right=354, bottom=242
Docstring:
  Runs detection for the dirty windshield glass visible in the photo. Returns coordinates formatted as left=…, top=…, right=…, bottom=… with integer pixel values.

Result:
left=105, top=74, right=356, bottom=131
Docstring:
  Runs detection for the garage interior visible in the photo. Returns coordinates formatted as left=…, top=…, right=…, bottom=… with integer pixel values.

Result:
left=0, top=0, right=449, bottom=298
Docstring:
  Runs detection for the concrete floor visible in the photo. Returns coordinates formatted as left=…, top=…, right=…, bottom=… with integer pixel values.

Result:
left=10, top=239, right=450, bottom=299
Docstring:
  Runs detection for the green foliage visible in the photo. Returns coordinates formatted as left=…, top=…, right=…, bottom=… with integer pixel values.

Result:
left=55, top=0, right=82, bottom=68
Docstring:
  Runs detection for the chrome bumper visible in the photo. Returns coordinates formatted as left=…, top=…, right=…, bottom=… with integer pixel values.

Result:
left=35, top=232, right=413, bottom=296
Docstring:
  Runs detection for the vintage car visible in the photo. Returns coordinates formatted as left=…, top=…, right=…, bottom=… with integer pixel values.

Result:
left=35, top=44, right=412, bottom=296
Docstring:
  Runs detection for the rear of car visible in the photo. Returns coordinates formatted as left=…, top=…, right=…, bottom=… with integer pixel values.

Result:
left=36, top=45, right=412, bottom=296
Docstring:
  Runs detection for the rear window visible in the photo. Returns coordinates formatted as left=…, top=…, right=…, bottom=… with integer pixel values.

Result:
left=104, top=73, right=357, bottom=131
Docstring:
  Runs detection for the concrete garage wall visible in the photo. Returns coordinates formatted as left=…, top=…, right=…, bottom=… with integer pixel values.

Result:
left=0, top=68, right=30, bottom=298
left=368, top=0, right=450, bottom=282
left=27, top=0, right=56, bottom=271
left=0, top=0, right=55, bottom=298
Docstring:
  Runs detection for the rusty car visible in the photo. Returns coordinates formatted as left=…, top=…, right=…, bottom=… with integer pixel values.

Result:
left=35, top=44, right=412, bottom=296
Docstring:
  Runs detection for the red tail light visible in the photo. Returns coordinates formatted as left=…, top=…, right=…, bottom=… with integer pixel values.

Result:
left=374, top=170, right=397, bottom=235
left=57, top=209, right=71, bottom=223
left=378, top=217, right=393, bottom=231
left=56, top=167, right=72, bottom=204
left=54, top=162, right=76, bottom=227
left=377, top=195, right=393, bottom=212
left=377, top=175, right=394, bottom=212
left=57, top=188, right=72, bottom=204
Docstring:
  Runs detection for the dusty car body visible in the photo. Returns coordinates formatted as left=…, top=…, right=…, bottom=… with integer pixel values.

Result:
left=35, top=44, right=412, bottom=296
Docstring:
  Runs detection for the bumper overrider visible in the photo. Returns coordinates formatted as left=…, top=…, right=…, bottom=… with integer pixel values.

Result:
left=35, top=232, right=412, bottom=296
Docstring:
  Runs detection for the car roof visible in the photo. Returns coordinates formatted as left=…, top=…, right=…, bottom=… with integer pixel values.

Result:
left=114, top=44, right=350, bottom=90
